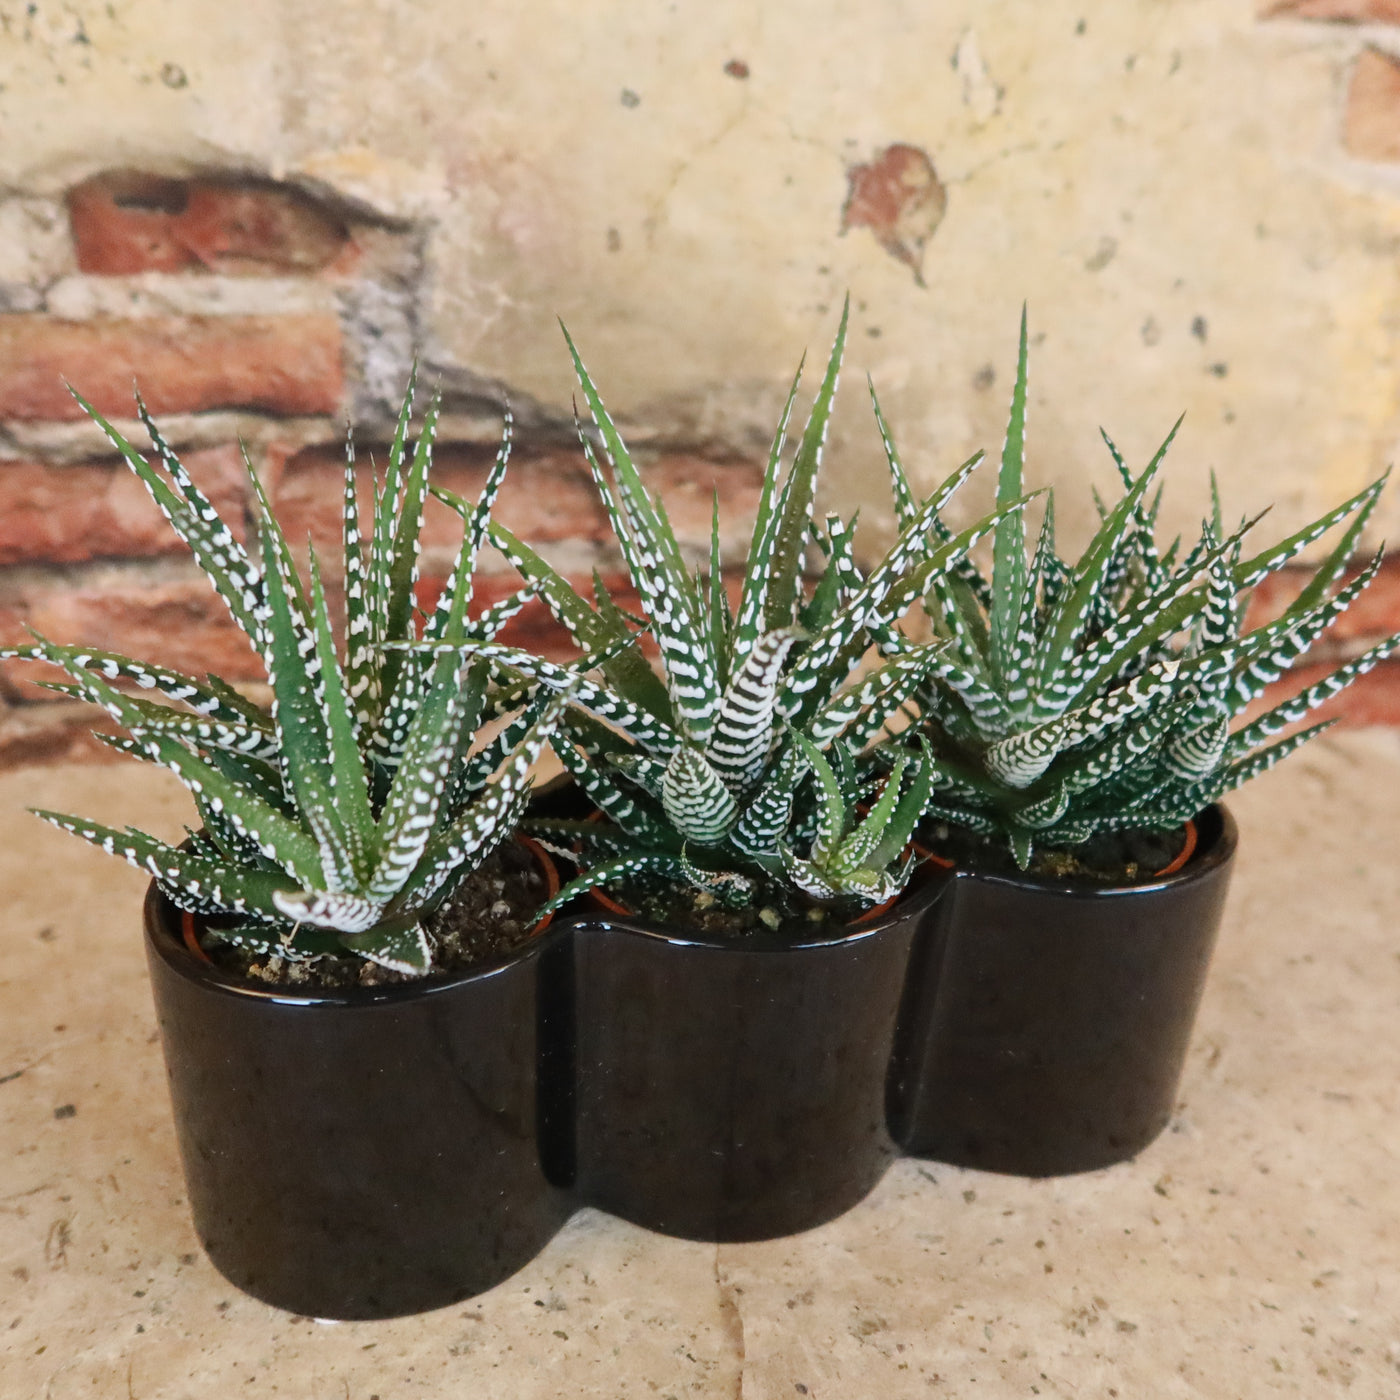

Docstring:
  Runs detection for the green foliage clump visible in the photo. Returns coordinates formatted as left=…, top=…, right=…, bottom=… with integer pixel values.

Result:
left=875, top=311, right=1400, bottom=868
left=454, top=305, right=1024, bottom=917
left=10, top=383, right=560, bottom=973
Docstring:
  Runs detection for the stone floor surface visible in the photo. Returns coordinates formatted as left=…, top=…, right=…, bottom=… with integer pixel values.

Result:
left=1, top=732, right=1398, bottom=1399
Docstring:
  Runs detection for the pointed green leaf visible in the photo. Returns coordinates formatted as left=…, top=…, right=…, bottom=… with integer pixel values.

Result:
left=787, top=728, right=846, bottom=862
left=834, top=749, right=907, bottom=872
left=765, top=297, right=849, bottom=632
left=1233, top=472, right=1387, bottom=590
left=1035, top=422, right=1181, bottom=691
left=32, top=811, right=296, bottom=921
left=733, top=358, right=806, bottom=664
left=868, top=376, right=918, bottom=532
left=660, top=745, right=738, bottom=844
left=307, top=551, right=376, bottom=882
left=340, top=420, right=379, bottom=726
left=563, top=328, right=719, bottom=739
left=990, top=305, right=1031, bottom=685
left=71, top=390, right=264, bottom=651
left=367, top=651, right=467, bottom=904
left=425, top=408, right=512, bottom=643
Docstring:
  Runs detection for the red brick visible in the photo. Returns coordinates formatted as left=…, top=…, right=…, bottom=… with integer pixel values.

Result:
left=1256, top=658, right=1400, bottom=728
left=1345, top=48, right=1400, bottom=163
left=1260, top=1, right=1400, bottom=21
left=0, top=445, right=248, bottom=566
left=646, top=455, right=764, bottom=544
left=409, top=570, right=645, bottom=662
left=0, top=315, right=343, bottom=420
left=1244, top=552, right=1400, bottom=642
left=67, top=170, right=353, bottom=278
left=0, top=575, right=264, bottom=702
left=0, top=701, right=124, bottom=770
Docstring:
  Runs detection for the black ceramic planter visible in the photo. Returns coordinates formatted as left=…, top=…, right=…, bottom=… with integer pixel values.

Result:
left=143, top=886, right=571, bottom=1320
left=556, top=876, right=947, bottom=1242
left=139, top=786, right=1237, bottom=1312
left=889, top=805, right=1237, bottom=1177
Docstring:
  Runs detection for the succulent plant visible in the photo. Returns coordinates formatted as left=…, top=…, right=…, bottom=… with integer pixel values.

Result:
left=777, top=731, right=934, bottom=906
left=436, top=306, right=1029, bottom=916
left=875, top=311, right=1400, bottom=868
left=8, top=383, right=562, bottom=974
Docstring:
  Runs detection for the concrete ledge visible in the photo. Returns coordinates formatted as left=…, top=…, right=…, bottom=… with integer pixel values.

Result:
left=1, top=734, right=1398, bottom=1396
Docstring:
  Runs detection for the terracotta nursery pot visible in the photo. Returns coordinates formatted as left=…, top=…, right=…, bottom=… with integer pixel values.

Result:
left=889, top=805, right=1238, bottom=1177
left=143, top=840, right=570, bottom=1321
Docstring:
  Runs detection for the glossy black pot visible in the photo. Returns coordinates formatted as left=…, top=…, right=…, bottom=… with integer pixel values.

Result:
left=143, top=886, right=571, bottom=1320
left=141, top=783, right=1237, bottom=1313
left=556, top=876, right=948, bottom=1241
left=890, top=805, right=1237, bottom=1176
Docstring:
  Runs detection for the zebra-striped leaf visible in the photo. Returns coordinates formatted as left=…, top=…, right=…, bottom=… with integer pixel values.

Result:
left=764, top=296, right=848, bottom=633
left=990, top=305, right=1031, bottom=688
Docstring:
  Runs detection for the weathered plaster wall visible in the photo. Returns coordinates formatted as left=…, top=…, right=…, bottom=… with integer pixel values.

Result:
left=0, top=0, right=1398, bottom=755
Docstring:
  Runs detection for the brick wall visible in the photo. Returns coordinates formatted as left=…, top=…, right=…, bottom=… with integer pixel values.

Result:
left=0, top=168, right=761, bottom=767
left=1253, top=2, right=1400, bottom=724
left=0, top=155, right=1397, bottom=769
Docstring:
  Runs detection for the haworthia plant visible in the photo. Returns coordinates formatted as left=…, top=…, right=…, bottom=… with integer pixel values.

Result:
left=8, top=383, right=561, bottom=974
left=877, top=309, right=1400, bottom=868
left=777, top=731, right=935, bottom=906
left=448, top=307, right=1031, bottom=915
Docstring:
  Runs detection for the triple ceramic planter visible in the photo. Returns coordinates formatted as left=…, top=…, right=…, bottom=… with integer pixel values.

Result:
left=143, top=806, right=1237, bottom=1319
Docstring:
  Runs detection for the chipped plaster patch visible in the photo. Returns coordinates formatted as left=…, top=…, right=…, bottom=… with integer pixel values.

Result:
left=952, top=30, right=1003, bottom=126
left=841, top=144, right=947, bottom=285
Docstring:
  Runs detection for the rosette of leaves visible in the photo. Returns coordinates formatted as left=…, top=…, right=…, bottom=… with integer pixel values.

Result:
left=8, top=383, right=562, bottom=974
left=524, top=726, right=936, bottom=926
left=436, top=305, right=1027, bottom=916
left=873, top=311, right=1400, bottom=868
left=777, top=731, right=934, bottom=907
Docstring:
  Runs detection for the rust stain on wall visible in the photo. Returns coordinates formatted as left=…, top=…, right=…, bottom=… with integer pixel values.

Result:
left=841, top=144, right=947, bottom=286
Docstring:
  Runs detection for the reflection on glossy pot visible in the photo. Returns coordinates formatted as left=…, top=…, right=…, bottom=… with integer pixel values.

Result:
left=890, top=806, right=1237, bottom=1176
left=144, top=886, right=570, bottom=1320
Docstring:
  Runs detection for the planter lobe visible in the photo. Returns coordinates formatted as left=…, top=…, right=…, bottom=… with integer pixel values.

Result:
left=144, top=888, right=570, bottom=1320
left=891, top=805, right=1237, bottom=1176
left=561, top=876, right=948, bottom=1241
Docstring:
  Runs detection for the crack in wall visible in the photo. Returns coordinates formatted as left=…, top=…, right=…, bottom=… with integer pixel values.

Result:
left=642, top=98, right=751, bottom=248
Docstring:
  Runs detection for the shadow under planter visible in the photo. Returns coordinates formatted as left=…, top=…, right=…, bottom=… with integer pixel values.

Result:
left=890, top=805, right=1237, bottom=1177
left=561, top=875, right=949, bottom=1242
left=143, top=887, right=571, bottom=1320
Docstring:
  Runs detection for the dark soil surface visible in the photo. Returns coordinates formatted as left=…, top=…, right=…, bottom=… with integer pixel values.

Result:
left=200, top=841, right=551, bottom=989
left=617, top=879, right=875, bottom=941
left=919, top=820, right=1192, bottom=883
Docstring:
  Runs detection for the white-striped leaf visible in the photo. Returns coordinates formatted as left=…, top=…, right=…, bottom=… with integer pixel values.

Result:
left=660, top=745, right=738, bottom=845
left=705, top=628, right=803, bottom=792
